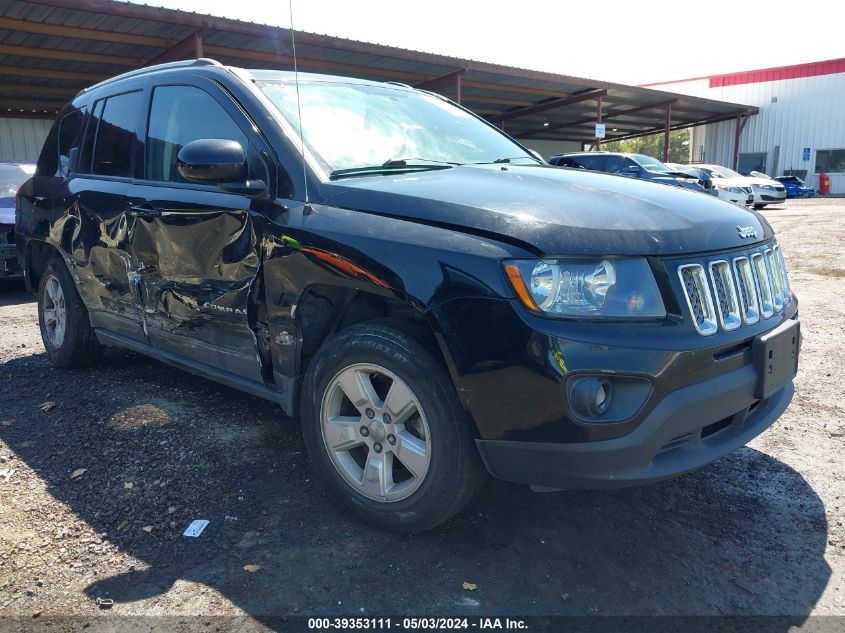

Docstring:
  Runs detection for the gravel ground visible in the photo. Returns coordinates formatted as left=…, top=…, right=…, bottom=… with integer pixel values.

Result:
left=0, top=198, right=843, bottom=631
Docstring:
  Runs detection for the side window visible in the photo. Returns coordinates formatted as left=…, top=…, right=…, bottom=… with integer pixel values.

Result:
left=36, top=108, right=84, bottom=177
left=90, top=91, right=143, bottom=177
left=146, top=85, right=248, bottom=183
left=605, top=155, right=627, bottom=174
left=57, top=108, right=85, bottom=177
left=575, top=155, right=603, bottom=171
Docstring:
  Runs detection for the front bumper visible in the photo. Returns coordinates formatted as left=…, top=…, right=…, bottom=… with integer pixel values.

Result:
left=718, top=190, right=753, bottom=206
left=753, top=190, right=787, bottom=204
left=431, top=247, right=798, bottom=490
left=476, top=365, right=793, bottom=489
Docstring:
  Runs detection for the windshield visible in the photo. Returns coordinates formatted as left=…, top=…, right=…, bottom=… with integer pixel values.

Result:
left=257, top=80, right=537, bottom=176
left=0, top=163, right=35, bottom=197
left=632, top=154, right=672, bottom=173
left=703, top=165, right=743, bottom=179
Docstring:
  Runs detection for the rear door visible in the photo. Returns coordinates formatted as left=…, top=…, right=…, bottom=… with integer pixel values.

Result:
left=70, top=88, right=148, bottom=340
left=127, top=77, right=269, bottom=382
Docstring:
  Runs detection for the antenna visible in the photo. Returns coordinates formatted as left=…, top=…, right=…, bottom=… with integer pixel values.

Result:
left=288, top=0, right=310, bottom=208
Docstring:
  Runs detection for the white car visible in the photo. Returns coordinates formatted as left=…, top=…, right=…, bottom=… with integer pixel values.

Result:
left=666, top=163, right=753, bottom=206
left=695, top=164, right=786, bottom=209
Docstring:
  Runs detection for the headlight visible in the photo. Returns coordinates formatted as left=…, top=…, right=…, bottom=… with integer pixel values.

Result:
left=719, top=186, right=743, bottom=194
left=504, top=258, right=666, bottom=318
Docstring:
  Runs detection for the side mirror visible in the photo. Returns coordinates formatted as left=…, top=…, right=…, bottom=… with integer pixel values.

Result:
left=626, top=164, right=643, bottom=175
left=177, top=139, right=266, bottom=196
left=177, top=139, right=247, bottom=183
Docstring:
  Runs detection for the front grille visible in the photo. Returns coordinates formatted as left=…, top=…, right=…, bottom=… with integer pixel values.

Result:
left=678, top=264, right=718, bottom=335
left=733, top=257, right=760, bottom=324
left=709, top=261, right=741, bottom=331
left=677, top=242, right=791, bottom=336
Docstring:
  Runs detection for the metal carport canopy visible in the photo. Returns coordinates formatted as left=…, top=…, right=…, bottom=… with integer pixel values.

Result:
left=0, top=0, right=756, bottom=147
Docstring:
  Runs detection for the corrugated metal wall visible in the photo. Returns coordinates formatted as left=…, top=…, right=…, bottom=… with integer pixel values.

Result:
left=654, top=73, right=845, bottom=193
left=0, top=117, right=53, bottom=162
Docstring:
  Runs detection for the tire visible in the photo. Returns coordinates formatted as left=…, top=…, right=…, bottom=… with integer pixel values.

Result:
left=754, top=203, right=766, bottom=210
left=37, top=256, right=103, bottom=368
left=300, top=319, right=486, bottom=533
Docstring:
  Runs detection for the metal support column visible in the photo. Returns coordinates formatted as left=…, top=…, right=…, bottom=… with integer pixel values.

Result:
left=194, top=31, right=203, bottom=58
left=595, top=96, right=603, bottom=150
left=732, top=112, right=749, bottom=171
left=454, top=72, right=462, bottom=105
left=662, top=103, right=672, bottom=161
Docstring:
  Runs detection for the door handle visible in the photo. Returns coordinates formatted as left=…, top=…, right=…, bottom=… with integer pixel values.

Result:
left=128, top=205, right=161, bottom=219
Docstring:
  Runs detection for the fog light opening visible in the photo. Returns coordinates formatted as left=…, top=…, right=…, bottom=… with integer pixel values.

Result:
left=570, top=377, right=613, bottom=419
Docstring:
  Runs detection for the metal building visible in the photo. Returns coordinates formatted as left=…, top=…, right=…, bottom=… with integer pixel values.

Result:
left=647, top=59, right=845, bottom=194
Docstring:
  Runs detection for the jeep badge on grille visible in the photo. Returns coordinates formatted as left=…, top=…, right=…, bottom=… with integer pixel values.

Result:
left=737, top=226, right=758, bottom=239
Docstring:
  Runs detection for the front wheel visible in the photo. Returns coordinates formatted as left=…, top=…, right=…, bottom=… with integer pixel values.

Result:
left=300, top=320, right=486, bottom=532
left=753, top=203, right=767, bottom=210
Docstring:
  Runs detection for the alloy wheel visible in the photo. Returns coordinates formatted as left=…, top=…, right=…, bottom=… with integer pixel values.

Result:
left=320, top=363, right=431, bottom=502
left=42, top=274, right=67, bottom=350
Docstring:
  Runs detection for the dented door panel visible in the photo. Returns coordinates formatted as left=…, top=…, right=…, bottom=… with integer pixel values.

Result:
left=67, top=177, right=147, bottom=342
left=126, top=183, right=264, bottom=382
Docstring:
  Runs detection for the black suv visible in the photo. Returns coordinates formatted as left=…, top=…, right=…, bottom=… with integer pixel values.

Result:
left=16, top=59, right=800, bottom=532
left=549, top=151, right=706, bottom=192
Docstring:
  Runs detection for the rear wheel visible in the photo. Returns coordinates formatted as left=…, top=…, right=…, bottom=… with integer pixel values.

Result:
left=300, top=320, right=486, bottom=532
left=37, top=257, right=102, bottom=368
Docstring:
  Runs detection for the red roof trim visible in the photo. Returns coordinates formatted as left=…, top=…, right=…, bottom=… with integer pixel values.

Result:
left=641, top=58, right=845, bottom=88
left=710, top=58, right=845, bottom=87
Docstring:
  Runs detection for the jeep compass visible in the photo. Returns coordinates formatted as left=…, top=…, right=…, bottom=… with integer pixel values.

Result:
left=15, top=59, right=800, bottom=532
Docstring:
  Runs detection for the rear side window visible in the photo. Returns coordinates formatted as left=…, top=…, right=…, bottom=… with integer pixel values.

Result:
left=36, top=107, right=84, bottom=177
left=58, top=109, right=85, bottom=177
left=146, top=85, right=247, bottom=183
left=90, top=91, right=143, bottom=178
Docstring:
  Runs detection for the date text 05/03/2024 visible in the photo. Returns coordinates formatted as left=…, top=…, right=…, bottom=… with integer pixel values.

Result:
left=307, top=617, right=529, bottom=630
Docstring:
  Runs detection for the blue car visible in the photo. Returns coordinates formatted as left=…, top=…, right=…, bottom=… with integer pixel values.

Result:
left=775, top=175, right=815, bottom=198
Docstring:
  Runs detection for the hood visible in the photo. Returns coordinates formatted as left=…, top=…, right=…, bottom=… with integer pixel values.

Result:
left=744, top=177, right=784, bottom=188
left=0, top=197, right=14, bottom=225
left=320, top=164, right=770, bottom=256
left=649, top=173, right=702, bottom=187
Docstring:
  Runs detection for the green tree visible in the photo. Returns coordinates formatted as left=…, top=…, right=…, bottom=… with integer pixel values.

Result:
left=600, top=128, right=691, bottom=163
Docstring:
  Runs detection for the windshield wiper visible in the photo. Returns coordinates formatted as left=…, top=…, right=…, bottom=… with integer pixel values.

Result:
left=382, top=157, right=463, bottom=167
left=472, top=156, right=540, bottom=165
left=330, top=158, right=459, bottom=180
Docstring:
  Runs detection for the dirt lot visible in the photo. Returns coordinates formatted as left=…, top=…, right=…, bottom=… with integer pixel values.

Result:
left=0, top=198, right=843, bottom=631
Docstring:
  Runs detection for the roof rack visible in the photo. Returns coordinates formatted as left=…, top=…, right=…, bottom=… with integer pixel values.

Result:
left=81, top=58, right=224, bottom=94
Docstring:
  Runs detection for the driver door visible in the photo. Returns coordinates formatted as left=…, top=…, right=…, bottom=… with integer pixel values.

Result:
left=127, top=78, right=269, bottom=383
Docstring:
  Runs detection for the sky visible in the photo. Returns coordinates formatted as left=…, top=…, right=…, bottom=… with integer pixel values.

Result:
left=136, top=0, right=845, bottom=86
